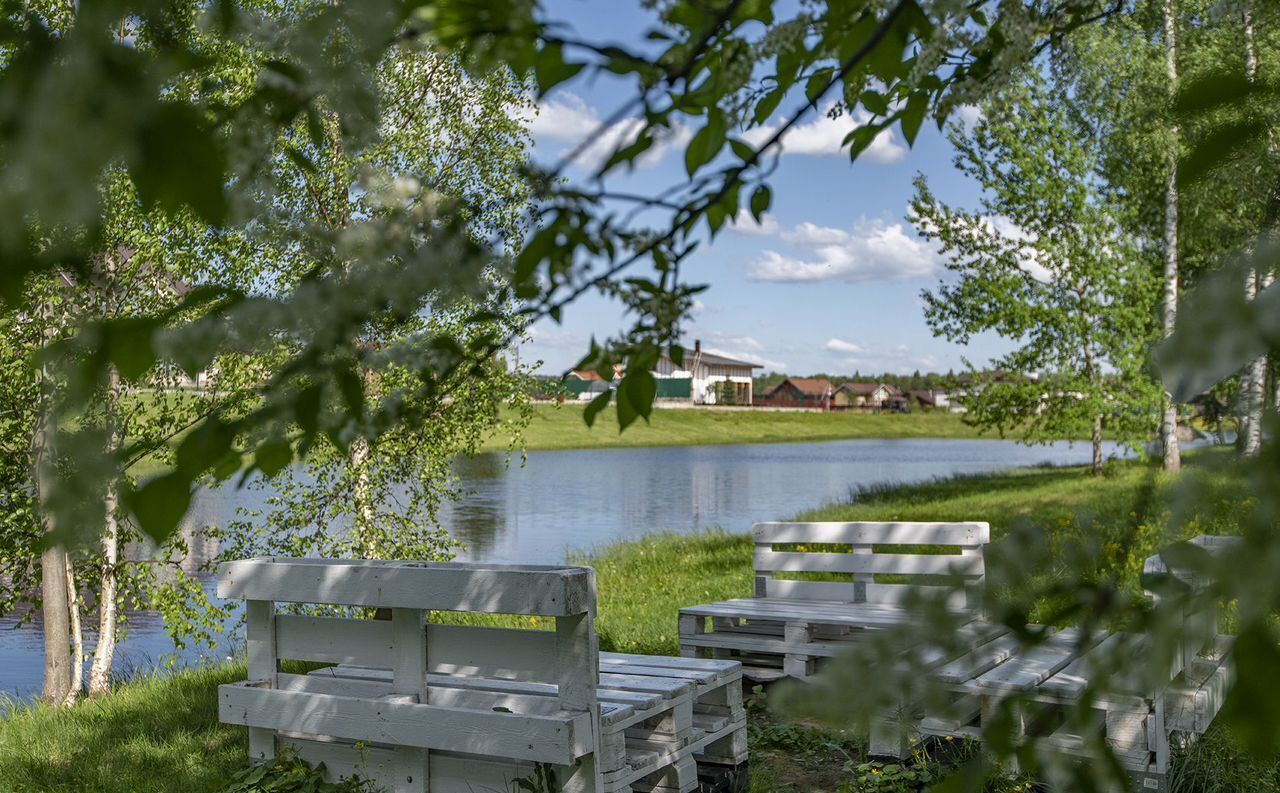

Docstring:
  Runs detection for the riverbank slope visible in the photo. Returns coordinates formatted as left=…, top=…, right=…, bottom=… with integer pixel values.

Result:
left=0, top=452, right=1266, bottom=793
left=483, top=403, right=1056, bottom=452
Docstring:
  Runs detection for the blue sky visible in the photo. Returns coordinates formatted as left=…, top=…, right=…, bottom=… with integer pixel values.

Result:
left=518, top=0, right=1011, bottom=377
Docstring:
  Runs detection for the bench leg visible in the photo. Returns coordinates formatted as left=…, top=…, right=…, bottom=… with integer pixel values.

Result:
left=679, top=613, right=707, bottom=659
left=869, top=704, right=913, bottom=759
left=783, top=622, right=816, bottom=679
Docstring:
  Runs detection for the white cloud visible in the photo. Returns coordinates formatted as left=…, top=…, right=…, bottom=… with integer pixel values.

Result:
left=824, top=338, right=866, bottom=355
left=691, top=331, right=786, bottom=371
left=530, top=92, right=691, bottom=171
left=729, top=210, right=781, bottom=236
left=741, top=104, right=906, bottom=164
left=825, top=339, right=942, bottom=374
left=745, top=216, right=938, bottom=284
left=953, top=104, right=983, bottom=128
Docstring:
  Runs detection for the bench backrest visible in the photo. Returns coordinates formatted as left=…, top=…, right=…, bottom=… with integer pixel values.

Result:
left=752, top=521, right=989, bottom=611
left=218, top=556, right=600, bottom=706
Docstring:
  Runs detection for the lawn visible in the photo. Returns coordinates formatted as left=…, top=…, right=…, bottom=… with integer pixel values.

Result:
left=480, top=403, right=1060, bottom=452
left=0, top=450, right=1271, bottom=793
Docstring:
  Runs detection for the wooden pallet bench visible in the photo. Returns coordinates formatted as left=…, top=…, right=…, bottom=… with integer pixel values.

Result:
left=878, top=535, right=1237, bottom=792
left=679, top=521, right=992, bottom=681
left=217, top=557, right=746, bottom=793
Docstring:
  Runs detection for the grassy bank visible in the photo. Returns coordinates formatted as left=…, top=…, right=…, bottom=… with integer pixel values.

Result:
left=482, top=403, right=1043, bottom=452
left=1, top=452, right=1270, bottom=792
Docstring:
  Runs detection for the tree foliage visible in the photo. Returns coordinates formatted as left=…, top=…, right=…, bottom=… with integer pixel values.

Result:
left=912, top=72, right=1162, bottom=472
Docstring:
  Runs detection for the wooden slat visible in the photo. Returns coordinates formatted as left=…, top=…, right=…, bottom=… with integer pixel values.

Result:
left=428, top=624, right=558, bottom=682
left=276, top=614, right=393, bottom=667
left=754, top=549, right=984, bottom=576
left=753, top=521, right=989, bottom=546
left=283, top=735, right=530, bottom=793
left=863, top=583, right=972, bottom=610
left=761, top=579, right=854, bottom=602
left=218, top=558, right=594, bottom=616
left=219, top=681, right=586, bottom=764
left=274, top=618, right=560, bottom=682
left=932, top=633, right=1023, bottom=684
left=681, top=599, right=925, bottom=627
left=969, top=629, right=1100, bottom=694
left=1038, top=632, right=1152, bottom=706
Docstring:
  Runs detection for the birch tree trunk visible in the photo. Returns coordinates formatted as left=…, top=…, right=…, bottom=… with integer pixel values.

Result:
left=1242, top=5, right=1274, bottom=456
left=1159, top=0, right=1183, bottom=472
left=35, top=372, right=72, bottom=705
left=65, top=556, right=83, bottom=704
left=89, top=366, right=123, bottom=696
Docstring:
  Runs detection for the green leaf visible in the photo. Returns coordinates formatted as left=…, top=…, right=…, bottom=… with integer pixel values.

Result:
left=900, top=93, right=927, bottom=146
left=254, top=438, right=294, bottom=478
left=1220, top=623, right=1280, bottom=757
left=623, top=369, right=656, bottom=422
left=129, top=472, right=194, bottom=543
left=104, top=317, right=160, bottom=381
left=753, top=87, right=785, bottom=125
left=749, top=185, right=772, bottom=222
left=534, top=44, right=584, bottom=97
left=1179, top=120, right=1268, bottom=187
left=582, top=389, right=611, bottom=428
left=685, top=110, right=728, bottom=176
left=1176, top=73, right=1262, bottom=117
left=729, top=138, right=754, bottom=162
left=805, top=68, right=834, bottom=103
left=130, top=103, right=227, bottom=224
left=860, top=90, right=890, bottom=116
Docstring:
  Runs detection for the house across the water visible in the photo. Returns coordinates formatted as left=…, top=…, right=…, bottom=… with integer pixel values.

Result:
left=757, top=377, right=836, bottom=409
left=560, top=340, right=762, bottom=406
left=653, top=341, right=762, bottom=405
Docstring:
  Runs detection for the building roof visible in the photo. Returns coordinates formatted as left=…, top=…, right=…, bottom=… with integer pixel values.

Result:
left=771, top=377, right=834, bottom=397
left=569, top=369, right=606, bottom=381
left=909, top=390, right=936, bottom=406
left=838, top=382, right=879, bottom=396
left=670, top=347, right=762, bottom=369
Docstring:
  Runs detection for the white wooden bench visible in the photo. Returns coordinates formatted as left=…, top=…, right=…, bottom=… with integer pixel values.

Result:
left=884, top=535, right=1237, bottom=792
left=678, top=521, right=994, bottom=681
left=217, top=558, right=747, bottom=793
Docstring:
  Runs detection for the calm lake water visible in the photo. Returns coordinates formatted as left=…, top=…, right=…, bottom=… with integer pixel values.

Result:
left=0, top=437, right=1127, bottom=701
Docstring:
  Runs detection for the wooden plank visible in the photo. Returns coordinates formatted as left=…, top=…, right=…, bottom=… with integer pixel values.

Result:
left=279, top=672, right=600, bottom=720
left=970, top=629, right=1101, bottom=694
left=282, top=735, right=532, bottom=793
left=753, top=549, right=984, bottom=576
left=555, top=571, right=602, bottom=793
left=863, top=583, right=972, bottom=610
left=311, top=666, right=664, bottom=712
left=753, top=521, right=989, bottom=546
left=245, top=599, right=277, bottom=762
left=1038, top=633, right=1153, bottom=708
left=275, top=618, right=560, bottom=682
left=219, top=681, right=585, bottom=764
left=680, top=599, right=922, bottom=627
left=601, top=652, right=739, bottom=676
left=275, top=614, right=393, bottom=667
left=761, top=579, right=854, bottom=602
left=428, top=624, right=558, bottom=682
left=218, top=558, right=594, bottom=616
left=391, top=608, right=428, bottom=793
left=931, top=633, right=1023, bottom=684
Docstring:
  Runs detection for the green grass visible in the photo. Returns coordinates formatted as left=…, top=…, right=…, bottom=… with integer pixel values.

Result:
left=481, top=404, right=1060, bottom=453
left=1, top=451, right=1272, bottom=793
